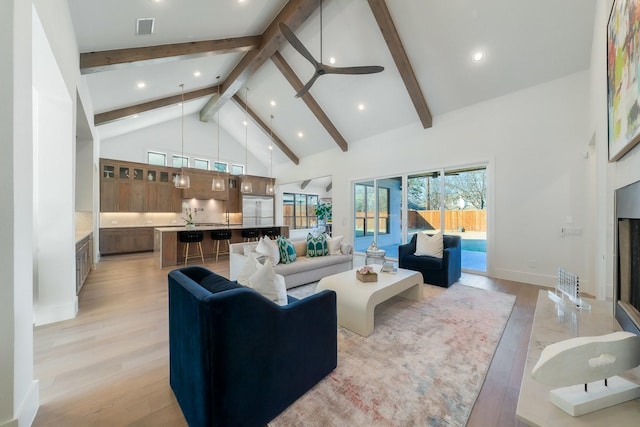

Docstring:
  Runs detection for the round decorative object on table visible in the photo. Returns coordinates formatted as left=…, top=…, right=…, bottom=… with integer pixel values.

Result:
left=365, top=242, right=386, bottom=265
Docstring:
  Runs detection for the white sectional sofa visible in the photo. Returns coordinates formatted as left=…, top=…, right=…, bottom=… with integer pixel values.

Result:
left=230, top=239, right=353, bottom=289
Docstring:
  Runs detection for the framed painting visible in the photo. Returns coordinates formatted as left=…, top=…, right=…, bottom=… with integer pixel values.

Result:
left=608, top=0, right=640, bottom=161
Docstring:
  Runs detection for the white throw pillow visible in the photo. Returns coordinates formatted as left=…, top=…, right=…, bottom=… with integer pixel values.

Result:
left=237, top=253, right=262, bottom=286
left=247, top=261, right=288, bottom=306
left=243, top=244, right=258, bottom=256
left=414, top=231, right=443, bottom=258
left=293, top=240, right=307, bottom=257
left=327, top=235, right=344, bottom=255
left=256, top=236, right=280, bottom=266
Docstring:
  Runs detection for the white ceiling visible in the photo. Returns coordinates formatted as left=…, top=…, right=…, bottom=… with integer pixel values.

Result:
left=69, top=0, right=597, bottom=169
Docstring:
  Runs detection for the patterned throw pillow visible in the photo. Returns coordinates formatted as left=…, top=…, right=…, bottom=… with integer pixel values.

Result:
left=276, top=236, right=297, bottom=264
left=306, top=233, right=329, bottom=257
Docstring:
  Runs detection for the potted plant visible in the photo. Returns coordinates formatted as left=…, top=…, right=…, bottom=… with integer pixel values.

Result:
left=315, top=202, right=332, bottom=225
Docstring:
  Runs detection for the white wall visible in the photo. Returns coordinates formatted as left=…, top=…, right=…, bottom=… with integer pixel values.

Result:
left=1, top=2, right=39, bottom=426
left=275, top=71, right=593, bottom=291
left=32, top=9, right=77, bottom=325
left=590, top=0, right=640, bottom=302
left=100, top=114, right=268, bottom=177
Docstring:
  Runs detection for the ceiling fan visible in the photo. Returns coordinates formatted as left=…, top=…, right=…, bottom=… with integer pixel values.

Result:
left=279, top=0, right=384, bottom=98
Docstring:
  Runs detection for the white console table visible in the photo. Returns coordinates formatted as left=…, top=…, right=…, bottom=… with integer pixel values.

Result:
left=516, top=291, right=640, bottom=426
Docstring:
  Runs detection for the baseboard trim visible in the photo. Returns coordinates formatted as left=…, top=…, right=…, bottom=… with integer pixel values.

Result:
left=0, top=379, right=39, bottom=427
left=33, top=298, right=78, bottom=326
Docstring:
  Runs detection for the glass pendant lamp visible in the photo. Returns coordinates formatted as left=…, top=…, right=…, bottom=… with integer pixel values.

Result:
left=175, top=83, right=190, bottom=189
left=240, top=87, right=252, bottom=194
left=212, top=77, right=226, bottom=191
left=266, top=114, right=275, bottom=195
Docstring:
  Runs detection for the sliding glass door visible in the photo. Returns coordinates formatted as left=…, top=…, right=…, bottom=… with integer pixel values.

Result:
left=352, top=164, right=487, bottom=272
left=353, top=177, right=403, bottom=258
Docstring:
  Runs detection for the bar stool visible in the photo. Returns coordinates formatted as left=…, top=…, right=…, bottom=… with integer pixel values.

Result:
left=261, top=227, right=279, bottom=239
left=241, top=228, right=260, bottom=242
left=210, top=229, right=232, bottom=262
left=179, top=231, right=205, bottom=266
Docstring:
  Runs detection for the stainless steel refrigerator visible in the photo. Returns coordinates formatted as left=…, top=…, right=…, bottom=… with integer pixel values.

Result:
left=242, top=196, right=274, bottom=227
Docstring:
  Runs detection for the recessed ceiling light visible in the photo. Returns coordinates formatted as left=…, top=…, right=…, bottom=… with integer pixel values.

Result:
left=358, top=104, right=365, bottom=111
left=133, top=114, right=139, bottom=118
left=243, top=120, right=248, bottom=126
left=270, top=100, right=276, bottom=107
left=329, top=57, right=336, bottom=64
left=137, top=82, right=146, bottom=88
left=269, top=145, right=273, bottom=150
left=193, top=71, right=201, bottom=77
left=237, top=0, right=246, bottom=4
left=472, top=51, right=485, bottom=62
left=297, top=132, right=304, bottom=138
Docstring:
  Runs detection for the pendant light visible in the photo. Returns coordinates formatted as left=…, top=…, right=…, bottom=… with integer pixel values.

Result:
left=212, top=76, right=226, bottom=191
left=174, top=83, right=190, bottom=188
left=240, top=87, right=253, bottom=193
left=266, top=114, right=275, bottom=195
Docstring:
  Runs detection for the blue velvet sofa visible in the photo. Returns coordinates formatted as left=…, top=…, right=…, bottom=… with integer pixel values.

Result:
left=168, top=266, right=337, bottom=427
left=398, top=234, right=462, bottom=288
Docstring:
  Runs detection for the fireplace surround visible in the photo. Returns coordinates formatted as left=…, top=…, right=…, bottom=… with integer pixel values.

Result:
left=616, top=180, right=640, bottom=336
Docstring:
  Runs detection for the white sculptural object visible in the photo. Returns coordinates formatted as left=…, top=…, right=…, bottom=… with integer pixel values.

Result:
left=531, top=331, right=640, bottom=416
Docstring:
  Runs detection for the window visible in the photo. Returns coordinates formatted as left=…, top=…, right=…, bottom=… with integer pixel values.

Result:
left=213, top=161, right=227, bottom=172
left=354, top=183, right=390, bottom=237
left=147, top=151, right=166, bottom=166
left=172, top=155, right=188, bottom=168
left=283, top=193, right=319, bottom=229
left=194, top=158, right=209, bottom=170
left=231, top=164, right=244, bottom=175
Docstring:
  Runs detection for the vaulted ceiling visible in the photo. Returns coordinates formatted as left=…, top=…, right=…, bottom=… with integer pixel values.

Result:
left=69, top=0, right=596, bottom=169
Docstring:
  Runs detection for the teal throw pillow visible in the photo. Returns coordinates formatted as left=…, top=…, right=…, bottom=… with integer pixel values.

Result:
left=306, top=233, right=329, bottom=257
left=277, top=236, right=297, bottom=264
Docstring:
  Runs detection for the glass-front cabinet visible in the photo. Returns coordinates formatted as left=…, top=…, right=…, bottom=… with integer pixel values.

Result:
left=100, top=159, right=181, bottom=213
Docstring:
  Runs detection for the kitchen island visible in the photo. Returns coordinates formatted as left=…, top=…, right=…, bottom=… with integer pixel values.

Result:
left=154, top=224, right=289, bottom=268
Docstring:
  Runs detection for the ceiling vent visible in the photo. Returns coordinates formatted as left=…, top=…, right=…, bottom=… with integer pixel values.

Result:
left=136, top=18, right=155, bottom=36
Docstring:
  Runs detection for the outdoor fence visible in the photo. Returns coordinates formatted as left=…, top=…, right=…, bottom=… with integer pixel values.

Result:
left=408, top=209, right=486, bottom=232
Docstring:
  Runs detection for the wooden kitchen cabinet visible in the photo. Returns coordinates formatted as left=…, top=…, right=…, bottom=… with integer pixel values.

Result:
left=100, top=158, right=182, bottom=213
left=75, top=233, right=93, bottom=294
left=99, top=227, right=155, bottom=255
left=182, top=169, right=229, bottom=200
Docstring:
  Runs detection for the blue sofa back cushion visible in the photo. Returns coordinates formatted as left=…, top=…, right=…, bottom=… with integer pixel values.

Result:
left=199, top=273, right=242, bottom=294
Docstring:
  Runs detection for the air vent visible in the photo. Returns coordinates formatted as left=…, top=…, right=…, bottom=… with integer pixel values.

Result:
left=136, top=18, right=155, bottom=35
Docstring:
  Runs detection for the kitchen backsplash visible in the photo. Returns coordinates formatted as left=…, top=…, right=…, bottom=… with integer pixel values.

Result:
left=100, top=199, right=242, bottom=227
left=76, top=211, right=93, bottom=234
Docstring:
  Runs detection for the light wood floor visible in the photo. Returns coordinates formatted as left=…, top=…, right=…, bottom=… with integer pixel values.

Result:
left=33, top=253, right=541, bottom=426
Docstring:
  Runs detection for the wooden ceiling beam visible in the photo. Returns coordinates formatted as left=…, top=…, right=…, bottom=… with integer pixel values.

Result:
left=94, top=85, right=220, bottom=126
left=300, top=179, right=311, bottom=189
left=271, top=51, right=349, bottom=152
left=200, top=0, right=321, bottom=122
left=80, top=36, right=261, bottom=74
left=231, top=94, right=300, bottom=165
left=367, top=0, right=432, bottom=129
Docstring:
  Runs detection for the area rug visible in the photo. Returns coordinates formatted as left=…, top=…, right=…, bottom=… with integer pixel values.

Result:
left=271, top=283, right=516, bottom=427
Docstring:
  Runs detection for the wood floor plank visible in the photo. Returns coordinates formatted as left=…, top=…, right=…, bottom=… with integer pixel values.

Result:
left=33, top=253, right=539, bottom=426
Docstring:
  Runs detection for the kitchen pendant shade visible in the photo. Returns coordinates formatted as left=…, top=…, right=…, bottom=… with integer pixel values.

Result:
left=240, top=178, right=252, bottom=193
left=175, top=172, right=190, bottom=189
left=266, top=183, right=274, bottom=195
left=212, top=176, right=226, bottom=191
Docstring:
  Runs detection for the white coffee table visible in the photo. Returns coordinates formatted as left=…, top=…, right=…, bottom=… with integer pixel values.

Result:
left=316, top=266, right=423, bottom=337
